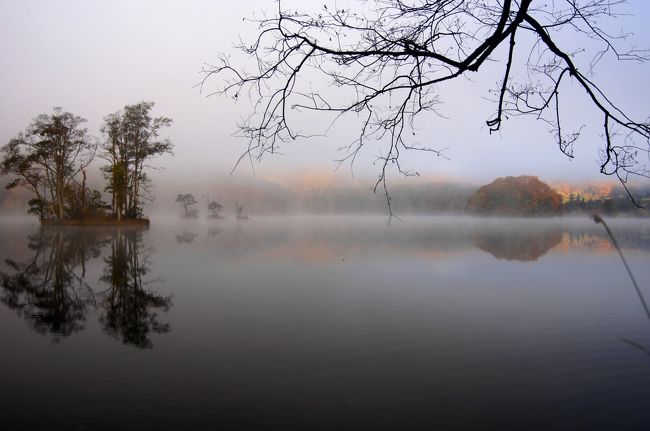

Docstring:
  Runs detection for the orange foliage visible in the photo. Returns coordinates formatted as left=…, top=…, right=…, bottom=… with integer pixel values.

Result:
left=467, top=176, right=562, bottom=216
left=552, top=181, right=615, bottom=202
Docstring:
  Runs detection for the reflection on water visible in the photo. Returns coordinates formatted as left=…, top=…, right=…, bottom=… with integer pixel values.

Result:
left=99, top=230, right=172, bottom=348
left=621, top=338, right=650, bottom=358
left=1, top=216, right=650, bottom=429
left=208, top=226, right=222, bottom=238
left=0, top=228, right=108, bottom=338
left=0, top=226, right=170, bottom=348
left=472, top=224, right=563, bottom=261
left=197, top=217, right=650, bottom=263
left=176, top=229, right=197, bottom=244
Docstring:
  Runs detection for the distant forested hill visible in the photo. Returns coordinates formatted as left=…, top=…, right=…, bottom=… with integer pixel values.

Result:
left=466, top=176, right=563, bottom=216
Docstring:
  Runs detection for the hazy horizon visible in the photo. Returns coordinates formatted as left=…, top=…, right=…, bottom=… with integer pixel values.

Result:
left=2, top=0, right=650, bottom=191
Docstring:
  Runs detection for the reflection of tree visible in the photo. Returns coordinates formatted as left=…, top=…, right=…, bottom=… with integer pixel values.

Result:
left=208, top=226, right=222, bottom=238
left=473, top=226, right=562, bottom=262
left=0, top=228, right=108, bottom=338
left=175, top=230, right=197, bottom=244
left=99, top=230, right=171, bottom=348
left=0, top=227, right=172, bottom=349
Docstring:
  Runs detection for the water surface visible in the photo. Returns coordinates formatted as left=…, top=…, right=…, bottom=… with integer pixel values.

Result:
left=1, top=216, right=649, bottom=429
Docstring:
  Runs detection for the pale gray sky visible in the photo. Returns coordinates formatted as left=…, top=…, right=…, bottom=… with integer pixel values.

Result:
left=1, top=0, right=649, bottom=188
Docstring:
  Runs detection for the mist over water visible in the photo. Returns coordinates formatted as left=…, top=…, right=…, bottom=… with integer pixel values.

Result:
left=2, top=0, right=650, bottom=428
left=1, top=215, right=650, bottom=429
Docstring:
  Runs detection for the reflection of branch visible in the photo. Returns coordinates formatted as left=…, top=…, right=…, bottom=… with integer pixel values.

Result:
left=620, top=338, right=650, bottom=358
left=593, top=214, right=650, bottom=321
left=599, top=214, right=650, bottom=360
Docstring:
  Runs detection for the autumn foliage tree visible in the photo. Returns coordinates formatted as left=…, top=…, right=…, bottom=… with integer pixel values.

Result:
left=466, top=176, right=562, bottom=216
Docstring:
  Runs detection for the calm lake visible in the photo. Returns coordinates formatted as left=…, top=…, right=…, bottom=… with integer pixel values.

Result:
left=1, top=216, right=649, bottom=430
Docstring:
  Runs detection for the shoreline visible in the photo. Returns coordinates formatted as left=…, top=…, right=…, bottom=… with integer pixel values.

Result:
left=40, top=218, right=150, bottom=227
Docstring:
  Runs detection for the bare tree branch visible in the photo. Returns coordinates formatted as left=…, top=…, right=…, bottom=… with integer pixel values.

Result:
left=202, top=0, right=650, bottom=213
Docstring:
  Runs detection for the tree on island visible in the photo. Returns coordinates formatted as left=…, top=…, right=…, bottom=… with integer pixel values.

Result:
left=101, top=102, right=173, bottom=221
left=0, top=108, right=98, bottom=220
left=176, top=193, right=199, bottom=218
left=235, top=203, right=249, bottom=220
left=466, top=176, right=562, bottom=216
left=1, top=103, right=172, bottom=224
left=205, top=1, right=650, bottom=210
left=207, top=200, right=225, bottom=219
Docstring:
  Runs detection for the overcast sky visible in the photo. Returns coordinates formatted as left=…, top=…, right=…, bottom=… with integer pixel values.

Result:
left=1, top=0, right=649, bottom=188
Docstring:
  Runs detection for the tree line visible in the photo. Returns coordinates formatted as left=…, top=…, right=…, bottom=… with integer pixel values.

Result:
left=175, top=193, right=249, bottom=220
left=162, top=178, right=650, bottom=217
left=466, top=176, right=650, bottom=217
left=0, top=102, right=173, bottom=222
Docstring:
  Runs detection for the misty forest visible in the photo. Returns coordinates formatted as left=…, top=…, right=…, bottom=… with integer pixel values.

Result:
left=1, top=1, right=650, bottom=430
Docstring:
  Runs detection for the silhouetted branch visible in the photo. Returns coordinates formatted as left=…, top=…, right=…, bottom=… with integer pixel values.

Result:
left=203, top=0, right=650, bottom=214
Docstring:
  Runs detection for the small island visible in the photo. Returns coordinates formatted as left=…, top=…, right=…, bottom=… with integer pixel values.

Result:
left=0, top=103, right=172, bottom=225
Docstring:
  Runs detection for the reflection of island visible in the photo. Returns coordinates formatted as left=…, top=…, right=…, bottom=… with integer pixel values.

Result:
left=473, top=226, right=563, bottom=262
left=99, top=230, right=171, bottom=348
left=0, top=227, right=171, bottom=348
left=0, top=228, right=108, bottom=338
